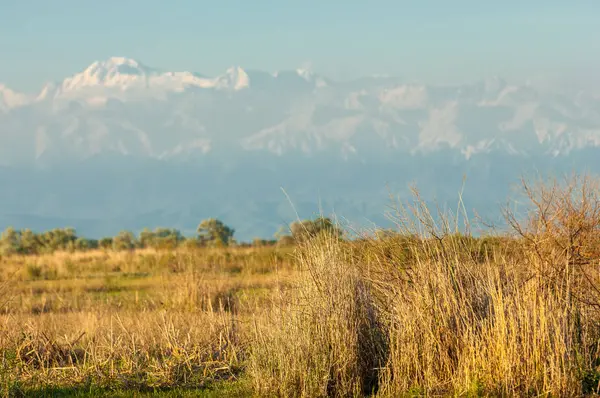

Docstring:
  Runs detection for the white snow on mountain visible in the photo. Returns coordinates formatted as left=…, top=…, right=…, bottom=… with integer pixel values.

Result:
left=213, top=66, right=250, bottom=91
left=31, top=58, right=261, bottom=104
left=61, top=57, right=153, bottom=91
left=296, top=68, right=328, bottom=88
left=0, top=83, right=31, bottom=111
left=1, top=56, right=600, bottom=163
left=379, top=85, right=429, bottom=109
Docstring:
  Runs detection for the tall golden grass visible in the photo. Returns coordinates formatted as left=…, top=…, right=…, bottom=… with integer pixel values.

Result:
left=249, top=233, right=387, bottom=397
left=249, top=174, right=600, bottom=397
left=0, top=246, right=295, bottom=395
left=2, top=174, right=600, bottom=396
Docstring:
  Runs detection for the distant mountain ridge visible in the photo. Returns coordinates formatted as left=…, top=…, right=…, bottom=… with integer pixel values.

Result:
left=0, top=57, right=599, bottom=240
left=1, top=56, right=599, bottom=164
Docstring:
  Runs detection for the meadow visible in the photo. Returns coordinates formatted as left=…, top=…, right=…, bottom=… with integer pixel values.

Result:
left=2, top=175, right=600, bottom=397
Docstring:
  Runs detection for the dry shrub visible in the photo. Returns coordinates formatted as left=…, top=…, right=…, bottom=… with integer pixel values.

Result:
left=376, top=239, right=591, bottom=396
left=248, top=175, right=600, bottom=397
left=248, top=233, right=387, bottom=398
left=377, top=178, right=600, bottom=396
left=504, top=173, right=600, bottom=309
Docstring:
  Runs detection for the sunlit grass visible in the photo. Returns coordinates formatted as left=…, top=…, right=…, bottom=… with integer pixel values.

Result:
left=3, top=175, right=600, bottom=396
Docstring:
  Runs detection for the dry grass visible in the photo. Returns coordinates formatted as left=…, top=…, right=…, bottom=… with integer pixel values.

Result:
left=1, top=309, right=239, bottom=391
left=0, top=246, right=295, bottom=395
left=247, top=175, right=600, bottom=397
left=248, top=234, right=387, bottom=397
left=3, top=175, right=600, bottom=397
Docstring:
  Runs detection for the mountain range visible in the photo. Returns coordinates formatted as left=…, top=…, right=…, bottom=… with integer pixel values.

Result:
left=1, top=57, right=599, bottom=240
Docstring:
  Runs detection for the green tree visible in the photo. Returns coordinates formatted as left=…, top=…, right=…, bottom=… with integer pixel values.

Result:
left=0, top=227, right=21, bottom=255
left=252, top=237, right=277, bottom=247
left=154, top=228, right=184, bottom=249
left=74, top=237, right=99, bottom=251
left=286, top=216, right=343, bottom=243
left=181, top=237, right=200, bottom=250
left=197, top=218, right=235, bottom=247
left=99, top=237, right=114, bottom=250
left=20, top=229, right=42, bottom=255
left=38, top=228, right=78, bottom=252
left=139, top=228, right=184, bottom=249
left=112, top=231, right=137, bottom=251
left=139, top=228, right=155, bottom=248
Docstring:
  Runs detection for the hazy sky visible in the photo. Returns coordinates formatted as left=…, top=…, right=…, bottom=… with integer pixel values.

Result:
left=1, top=0, right=599, bottom=92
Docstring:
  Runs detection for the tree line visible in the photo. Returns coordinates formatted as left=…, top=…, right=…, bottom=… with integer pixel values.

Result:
left=0, top=216, right=343, bottom=256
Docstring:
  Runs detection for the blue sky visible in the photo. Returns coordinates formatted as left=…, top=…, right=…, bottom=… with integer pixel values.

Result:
left=0, top=0, right=598, bottom=92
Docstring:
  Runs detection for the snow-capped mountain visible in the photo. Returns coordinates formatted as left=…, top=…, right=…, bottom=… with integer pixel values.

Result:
left=1, top=56, right=600, bottom=240
left=0, top=83, right=31, bottom=111
left=1, top=56, right=599, bottom=164
left=33, top=57, right=254, bottom=103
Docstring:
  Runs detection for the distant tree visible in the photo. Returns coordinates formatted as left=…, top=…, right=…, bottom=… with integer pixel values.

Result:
left=252, top=237, right=277, bottom=247
left=139, top=228, right=184, bottom=249
left=0, top=227, right=21, bottom=255
left=154, top=228, right=184, bottom=249
left=181, top=237, right=200, bottom=250
left=286, top=216, right=344, bottom=243
left=197, top=218, right=235, bottom=247
left=74, top=237, right=99, bottom=251
left=20, top=229, right=41, bottom=255
left=38, top=228, right=78, bottom=252
left=139, top=228, right=155, bottom=248
left=112, top=231, right=137, bottom=251
left=98, top=237, right=113, bottom=250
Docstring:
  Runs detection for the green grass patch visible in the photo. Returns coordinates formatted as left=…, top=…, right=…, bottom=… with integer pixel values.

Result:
left=7, top=379, right=253, bottom=398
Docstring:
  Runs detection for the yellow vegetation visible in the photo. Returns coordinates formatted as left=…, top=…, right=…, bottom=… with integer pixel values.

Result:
left=2, top=175, right=600, bottom=397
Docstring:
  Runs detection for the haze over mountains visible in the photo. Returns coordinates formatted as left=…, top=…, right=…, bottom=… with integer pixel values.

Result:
left=1, top=57, right=599, bottom=239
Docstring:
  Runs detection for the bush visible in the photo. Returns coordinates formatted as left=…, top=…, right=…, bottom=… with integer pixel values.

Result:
left=25, top=264, right=43, bottom=280
left=248, top=175, right=600, bottom=397
left=504, top=173, right=600, bottom=307
left=249, top=233, right=387, bottom=397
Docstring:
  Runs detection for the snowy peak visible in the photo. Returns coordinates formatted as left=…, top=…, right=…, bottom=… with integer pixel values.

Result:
left=1, top=57, right=600, bottom=164
left=296, top=68, right=328, bottom=88
left=215, top=66, right=250, bottom=90
left=60, top=57, right=152, bottom=92
left=85, top=57, right=149, bottom=74
left=50, top=57, right=256, bottom=99
left=19, top=57, right=333, bottom=103
left=99, top=56, right=143, bottom=68
left=269, top=68, right=329, bottom=90
left=0, top=83, right=30, bottom=110
left=35, top=82, right=59, bottom=102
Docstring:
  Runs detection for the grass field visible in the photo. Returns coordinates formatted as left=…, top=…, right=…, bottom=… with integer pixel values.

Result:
left=1, top=247, right=296, bottom=397
left=3, top=175, right=600, bottom=397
